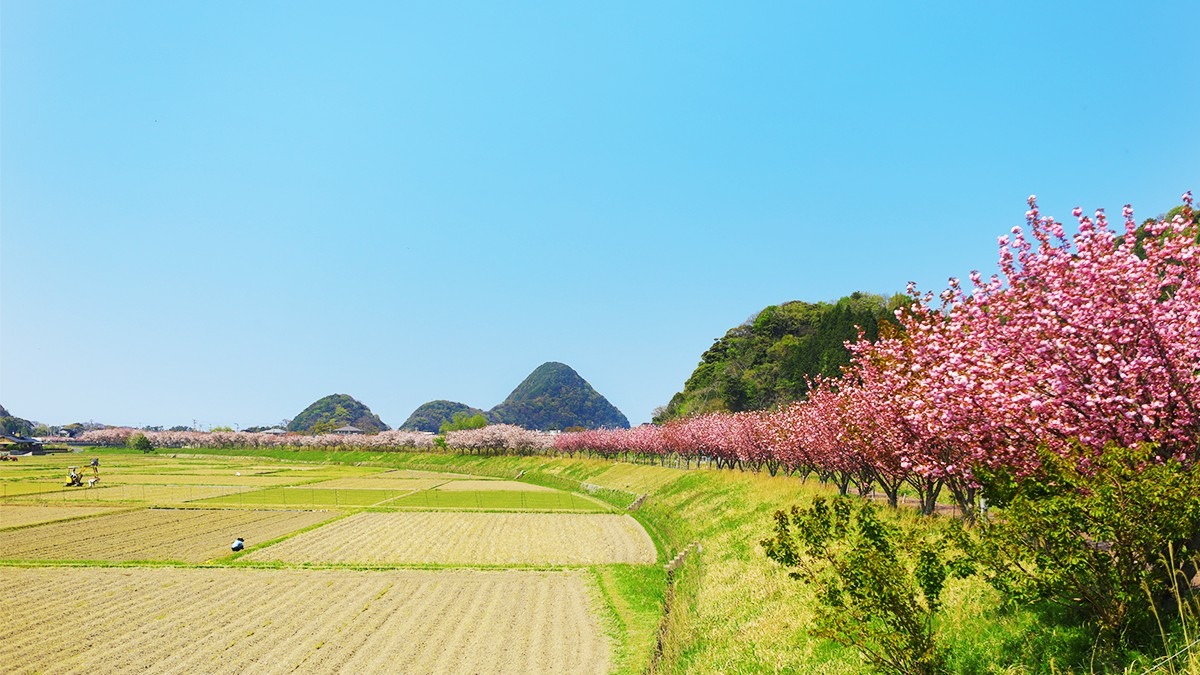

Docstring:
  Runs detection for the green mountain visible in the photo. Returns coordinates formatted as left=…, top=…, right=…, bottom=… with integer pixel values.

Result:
left=657, top=292, right=901, bottom=421
left=399, top=400, right=486, bottom=433
left=0, top=405, right=34, bottom=437
left=287, top=394, right=390, bottom=434
left=488, top=362, right=630, bottom=430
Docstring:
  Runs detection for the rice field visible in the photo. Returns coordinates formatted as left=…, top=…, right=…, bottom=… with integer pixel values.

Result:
left=0, top=507, right=337, bottom=562
left=0, top=504, right=127, bottom=529
left=0, top=451, right=663, bottom=673
left=190, top=486, right=415, bottom=507
left=389, top=489, right=609, bottom=511
left=9, top=484, right=256, bottom=504
left=244, top=511, right=657, bottom=565
left=0, top=567, right=611, bottom=675
left=433, top=479, right=555, bottom=492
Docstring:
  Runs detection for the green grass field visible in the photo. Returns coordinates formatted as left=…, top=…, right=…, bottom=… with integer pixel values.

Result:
left=192, top=486, right=411, bottom=507
left=386, top=488, right=611, bottom=512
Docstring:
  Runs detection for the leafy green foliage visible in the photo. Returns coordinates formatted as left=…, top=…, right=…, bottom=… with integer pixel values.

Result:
left=401, top=400, right=487, bottom=433
left=287, top=394, right=390, bottom=434
left=127, top=432, right=154, bottom=453
left=438, top=411, right=489, bottom=434
left=762, top=496, right=972, bottom=674
left=488, top=362, right=630, bottom=430
left=974, top=445, right=1200, bottom=656
left=658, top=292, right=902, bottom=421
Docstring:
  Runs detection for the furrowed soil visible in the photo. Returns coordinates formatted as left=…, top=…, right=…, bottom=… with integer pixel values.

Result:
left=245, top=512, right=657, bottom=565
left=10, top=484, right=256, bottom=504
left=0, top=505, right=126, bottom=529
left=0, top=508, right=336, bottom=562
left=0, top=566, right=611, bottom=675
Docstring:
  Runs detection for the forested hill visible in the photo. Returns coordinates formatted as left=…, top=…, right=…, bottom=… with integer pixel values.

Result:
left=0, top=405, right=34, bottom=437
left=287, top=394, right=390, bottom=434
left=399, top=400, right=486, bottom=433
left=656, top=292, right=902, bottom=422
left=487, top=362, right=630, bottom=431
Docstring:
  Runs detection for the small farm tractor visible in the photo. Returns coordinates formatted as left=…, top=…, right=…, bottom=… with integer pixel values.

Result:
left=65, top=467, right=100, bottom=488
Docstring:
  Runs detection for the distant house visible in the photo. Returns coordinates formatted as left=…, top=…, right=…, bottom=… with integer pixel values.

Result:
left=260, top=428, right=287, bottom=435
left=1, top=435, right=43, bottom=454
left=332, top=426, right=362, bottom=435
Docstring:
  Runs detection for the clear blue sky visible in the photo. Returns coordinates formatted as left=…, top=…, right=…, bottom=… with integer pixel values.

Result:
left=2, top=2, right=1196, bottom=429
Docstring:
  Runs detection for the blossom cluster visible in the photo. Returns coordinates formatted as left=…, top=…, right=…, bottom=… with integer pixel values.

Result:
left=443, top=424, right=555, bottom=452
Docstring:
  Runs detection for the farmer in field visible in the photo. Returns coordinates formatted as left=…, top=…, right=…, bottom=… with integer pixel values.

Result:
left=231, top=537, right=245, bottom=552
left=90, top=457, right=99, bottom=476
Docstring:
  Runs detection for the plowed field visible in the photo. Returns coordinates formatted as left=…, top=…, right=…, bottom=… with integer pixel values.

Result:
left=100, top=473, right=301, bottom=486
left=245, top=512, right=656, bottom=565
left=0, top=505, right=125, bottom=529
left=11, top=485, right=255, bottom=504
left=0, top=508, right=336, bottom=562
left=0, top=567, right=611, bottom=675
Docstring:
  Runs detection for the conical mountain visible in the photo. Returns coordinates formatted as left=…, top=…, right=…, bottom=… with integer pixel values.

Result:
left=487, top=362, right=629, bottom=431
left=287, top=394, right=389, bottom=434
left=400, top=400, right=486, bottom=433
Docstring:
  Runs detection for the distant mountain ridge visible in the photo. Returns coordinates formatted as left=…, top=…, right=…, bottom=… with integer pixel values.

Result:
left=401, top=362, right=630, bottom=432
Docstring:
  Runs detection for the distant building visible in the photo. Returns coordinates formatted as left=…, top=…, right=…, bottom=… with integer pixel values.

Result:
left=332, top=426, right=362, bottom=435
left=1, top=435, right=43, bottom=454
left=260, top=428, right=287, bottom=435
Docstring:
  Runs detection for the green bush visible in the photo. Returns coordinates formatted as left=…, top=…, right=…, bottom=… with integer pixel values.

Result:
left=762, top=496, right=972, bottom=674
left=975, top=445, right=1200, bottom=659
left=127, top=433, right=154, bottom=453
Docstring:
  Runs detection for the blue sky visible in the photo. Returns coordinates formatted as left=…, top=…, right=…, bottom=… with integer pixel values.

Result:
left=2, top=1, right=1196, bottom=429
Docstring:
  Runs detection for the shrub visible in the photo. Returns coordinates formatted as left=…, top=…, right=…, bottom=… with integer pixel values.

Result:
left=975, top=444, right=1200, bottom=658
left=127, top=433, right=154, bottom=453
left=762, top=496, right=972, bottom=674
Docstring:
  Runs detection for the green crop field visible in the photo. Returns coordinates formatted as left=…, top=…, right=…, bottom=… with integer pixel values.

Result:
left=387, top=488, right=611, bottom=512
left=191, top=486, right=412, bottom=507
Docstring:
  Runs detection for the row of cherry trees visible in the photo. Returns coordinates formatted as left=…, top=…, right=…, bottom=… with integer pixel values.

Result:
left=555, top=193, right=1200, bottom=514
left=76, top=427, right=438, bottom=450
